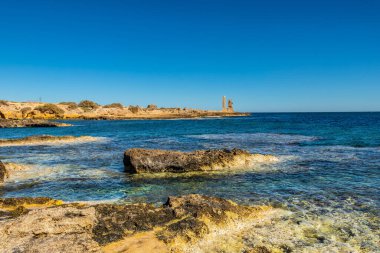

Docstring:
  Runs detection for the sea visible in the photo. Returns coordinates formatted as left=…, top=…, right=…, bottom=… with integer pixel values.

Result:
left=0, top=113, right=379, bottom=252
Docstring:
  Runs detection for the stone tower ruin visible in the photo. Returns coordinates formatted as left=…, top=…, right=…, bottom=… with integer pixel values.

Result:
left=222, top=96, right=234, bottom=112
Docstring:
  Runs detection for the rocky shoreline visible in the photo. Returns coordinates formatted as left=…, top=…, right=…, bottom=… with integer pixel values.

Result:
left=0, top=128, right=285, bottom=252
left=0, top=195, right=276, bottom=253
left=0, top=119, right=71, bottom=128
left=0, top=100, right=249, bottom=123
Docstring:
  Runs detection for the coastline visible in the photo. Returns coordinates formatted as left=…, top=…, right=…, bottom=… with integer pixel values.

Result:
left=0, top=100, right=249, bottom=122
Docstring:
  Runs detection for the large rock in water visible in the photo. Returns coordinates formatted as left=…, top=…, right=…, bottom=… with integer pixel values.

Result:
left=124, top=148, right=278, bottom=173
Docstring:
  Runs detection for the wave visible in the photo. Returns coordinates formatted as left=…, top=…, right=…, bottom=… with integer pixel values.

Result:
left=187, top=133, right=318, bottom=145
left=0, top=135, right=107, bottom=147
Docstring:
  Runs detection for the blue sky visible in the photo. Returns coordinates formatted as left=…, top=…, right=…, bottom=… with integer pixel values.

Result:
left=0, top=0, right=379, bottom=112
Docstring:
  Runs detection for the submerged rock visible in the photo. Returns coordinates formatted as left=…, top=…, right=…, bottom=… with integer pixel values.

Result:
left=0, top=194, right=268, bottom=253
left=0, top=119, right=71, bottom=128
left=0, top=135, right=101, bottom=147
left=124, top=148, right=278, bottom=173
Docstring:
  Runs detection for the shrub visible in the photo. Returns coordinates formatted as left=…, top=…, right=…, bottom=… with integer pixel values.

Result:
left=59, top=102, right=78, bottom=110
left=21, top=107, right=32, bottom=115
left=147, top=104, right=158, bottom=110
left=129, top=106, right=140, bottom=114
left=78, top=100, right=99, bottom=112
left=68, top=103, right=78, bottom=110
left=0, top=100, right=9, bottom=106
left=103, top=103, right=124, bottom=109
left=35, top=104, right=64, bottom=116
left=59, top=101, right=77, bottom=106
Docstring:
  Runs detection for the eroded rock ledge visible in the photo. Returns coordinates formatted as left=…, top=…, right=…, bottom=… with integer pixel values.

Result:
left=0, top=119, right=71, bottom=128
left=0, top=135, right=102, bottom=147
left=124, top=148, right=278, bottom=173
left=0, top=195, right=273, bottom=253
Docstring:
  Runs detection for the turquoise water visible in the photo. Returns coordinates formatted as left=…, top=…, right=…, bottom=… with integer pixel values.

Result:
left=0, top=113, right=379, bottom=250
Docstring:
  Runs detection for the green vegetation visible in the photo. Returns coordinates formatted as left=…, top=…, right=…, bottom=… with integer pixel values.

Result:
left=59, top=102, right=76, bottom=105
left=35, top=104, right=64, bottom=116
left=78, top=100, right=99, bottom=112
left=129, top=106, right=140, bottom=114
left=147, top=104, right=157, bottom=110
left=21, top=107, right=32, bottom=116
left=59, top=102, right=78, bottom=110
left=103, top=103, right=124, bottom=109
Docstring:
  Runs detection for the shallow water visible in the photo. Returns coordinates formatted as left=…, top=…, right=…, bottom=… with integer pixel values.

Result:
left=0, top=113, right=379, bottom=251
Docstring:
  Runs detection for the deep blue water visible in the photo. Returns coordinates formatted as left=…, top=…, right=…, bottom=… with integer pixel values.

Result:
left=0, top=113, right=379, bottom=212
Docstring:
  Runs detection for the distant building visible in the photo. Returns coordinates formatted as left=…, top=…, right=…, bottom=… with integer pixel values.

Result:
left=222, top=96, right=234, bottom=112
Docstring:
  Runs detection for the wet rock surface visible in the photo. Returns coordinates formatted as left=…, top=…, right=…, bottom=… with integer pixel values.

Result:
left=0, top=119, right=70, bottom=128
left=0, top=195, right=261, bottom=253
left=93, top=203, right=175, bottom=245
left=124, top=148, right=277, bottom=173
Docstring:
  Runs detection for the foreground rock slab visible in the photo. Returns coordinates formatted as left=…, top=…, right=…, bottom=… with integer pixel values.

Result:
left=0, top=135, right=101, bottom=147
left=124, top=148, right=278, bottom=173
left=0, top=195, right=272, bottom=253
left=0, top=119, right=71, bottom=128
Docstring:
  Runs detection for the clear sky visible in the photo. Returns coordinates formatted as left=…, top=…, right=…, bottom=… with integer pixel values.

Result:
left=0, top=0, right=379, bottom=112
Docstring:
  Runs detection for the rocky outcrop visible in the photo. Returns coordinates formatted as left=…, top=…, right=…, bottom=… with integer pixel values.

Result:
left=0, top=195, right=270, bottom=253
left=124, top=148, right=278, bottom=173
left=0, top=119, right=71, bottom=128
left=0, top=135, right=101, bottom=147
left=0, top=200, right=99, bottom=253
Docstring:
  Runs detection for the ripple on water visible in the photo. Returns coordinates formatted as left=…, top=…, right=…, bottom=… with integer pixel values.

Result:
left=186, top=133, right=319, bottom=144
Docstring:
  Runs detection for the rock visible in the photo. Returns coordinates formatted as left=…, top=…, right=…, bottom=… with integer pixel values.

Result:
left=0, top=197, right=63, bottom=209
left=158, top=194, right=254, bottom=244
left=0, top=195, right=267, bottom=253
left=0, top=160, right=7, bottom=183
left=93, top=203, right=175, bottom=245
left=0, top=119, right=71, bottom=128
left=0, top=205, right=100, bottom=253
left=124, top=148, right=278, bottom=173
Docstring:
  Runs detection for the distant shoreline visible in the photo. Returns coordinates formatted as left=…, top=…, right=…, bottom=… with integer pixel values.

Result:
left=0, top=100, right=249, bottom=121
